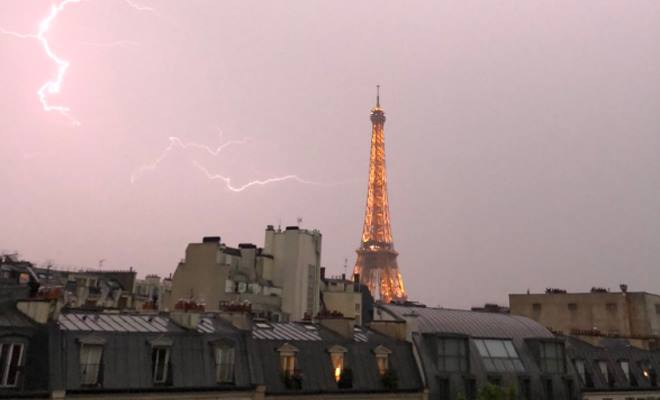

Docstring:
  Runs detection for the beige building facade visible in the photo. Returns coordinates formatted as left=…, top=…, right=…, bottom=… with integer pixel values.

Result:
left=510, top=287, right=660, bottom=349
left=169, top=226, right=321, bottom=321
left=321, top=272, right=362, bottom=325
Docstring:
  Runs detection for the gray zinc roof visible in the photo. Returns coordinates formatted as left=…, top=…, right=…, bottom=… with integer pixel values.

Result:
left=252, top=322, right=322, bottom=341
left=382, top=304, right=553, bottom=339
left=58, top=312, right=182, bottom=333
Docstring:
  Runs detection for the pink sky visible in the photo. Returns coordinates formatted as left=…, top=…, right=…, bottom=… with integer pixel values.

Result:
left=1, top=1, right=659, bottom=308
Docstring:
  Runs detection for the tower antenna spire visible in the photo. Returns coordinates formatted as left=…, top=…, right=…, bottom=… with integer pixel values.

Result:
left=376, top=85, right=380, bottom=107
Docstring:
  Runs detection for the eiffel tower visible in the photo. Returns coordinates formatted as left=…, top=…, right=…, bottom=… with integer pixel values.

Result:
left=353, top=87, right=407, bottom=303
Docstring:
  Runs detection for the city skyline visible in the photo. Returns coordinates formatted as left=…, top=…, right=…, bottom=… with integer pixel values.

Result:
left=1, top=1, right=659, bottom=309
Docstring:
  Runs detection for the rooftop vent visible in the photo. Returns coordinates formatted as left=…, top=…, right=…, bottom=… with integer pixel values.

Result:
left=545, top=288, right=567, bottom=294
left=238, top=243, right=257, bottom=249
left=285, top=226, right=299, bottom=231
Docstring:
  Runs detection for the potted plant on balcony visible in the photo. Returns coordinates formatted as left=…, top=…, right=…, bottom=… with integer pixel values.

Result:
left=283, top=369, right=303, bottom=390
left=381, top=368, right=398, bottom=390
left=337, top=367, right=353, bottom=389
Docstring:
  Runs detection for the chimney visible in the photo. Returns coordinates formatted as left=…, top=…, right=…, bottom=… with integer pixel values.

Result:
left=202, top=236, right=221, bottom=244
left=341, top=273, right=346, bottom=281
left=620, top=284, right=628, bottom=293
left=320, top=317, right=354, bottom=339
left=17, top=298, right=63, bottom=324
left=218, top=312, right=251, bottom=330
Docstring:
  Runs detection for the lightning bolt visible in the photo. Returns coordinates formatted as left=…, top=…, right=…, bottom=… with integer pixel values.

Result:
left=0, top=0, right=152, bottom=125
left=192, top=162, right=318, bottom=193
left=132, top=133, right=326, bottom=192
left=123, top=0, right=155, bottom=12
left=130, top=134, right=252, bottom=184
left=0, top=0, right=82, bottom=125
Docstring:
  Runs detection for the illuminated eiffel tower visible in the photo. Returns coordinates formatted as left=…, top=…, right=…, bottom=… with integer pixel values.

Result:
left=353, top=87, right=407, bottom=303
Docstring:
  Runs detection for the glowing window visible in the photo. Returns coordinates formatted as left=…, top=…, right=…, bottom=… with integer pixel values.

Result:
left=277, top=343, right=299, bottom=377
left=373, top=345, right=391, bottom=376
left=328, top=345, right=347, bottom=382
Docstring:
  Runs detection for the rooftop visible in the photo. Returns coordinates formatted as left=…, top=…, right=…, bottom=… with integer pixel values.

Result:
left=381, top=303, right=553, bottom=340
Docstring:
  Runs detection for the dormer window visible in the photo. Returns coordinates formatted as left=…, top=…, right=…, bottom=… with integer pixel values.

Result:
left=277, top=343, right=301, bottom=390
left=149, top=337, right=173, bottom=385
left=0, top=342, right=24, bottom=387
left=327, top=345, right=347, bottom=382
left=540, top=341, right=565, bottom=373
left=437, top=337, right=468, bottom=372
left=277, top=343, right=299, bottom=376
left=639, top=360, right=657, bottom=386
left=373, top=345, right=392, bottom=376
left=214, top=343, right=235, bottom=383
left=574, top=359, right=586, bottom=383
left=474, top=339, right=525, bottom=372
left=78, top=337, right=106, bottom=386
left=152, top=347, right=171, bottom=384
left=598, top=360, right=613, bottom=386
left=618, top=360, right=630, bottom=383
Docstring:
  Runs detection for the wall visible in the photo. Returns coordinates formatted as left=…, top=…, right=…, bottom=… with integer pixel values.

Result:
left=323, top=288, right=362, bottom=325
left=169, top=242, right=229, bottom=310
left=510, top=292, right=631, bottom=336
left=266, top=228, right=321, bottom=321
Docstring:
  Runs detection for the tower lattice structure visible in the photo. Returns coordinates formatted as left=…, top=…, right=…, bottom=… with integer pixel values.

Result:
left=353, top=87, right=407, bottom=303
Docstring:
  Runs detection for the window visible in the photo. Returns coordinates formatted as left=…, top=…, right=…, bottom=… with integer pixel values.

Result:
left=214, top=345, right=235, bottom=383
left=277, top=343, right=299, bottom=376
left=545, top=379, right=554, bottom=400
left=540, top=342, right=565, bottom=373
left=281, top=354, right=296, bottom=375
left=598, top=360, right=613, bottom=386
left=373, top=346, right=391, bottom=376
left=568, top=303, right=578, bottom=311
left=328, top=345, right=347, bottom=382
left=655, top=304, right=660, bottom=315
left=376, top=354, right=388, bottom=376
left=606, top=303, right=618, bottom=313
left=152, top=347, right=170, bottom=384
left=80, top=343, right=103, bottom=386
left=574, top=359, right=587, bottom=384
left=474, top=339, right=525, bottom=372
left=437, top=377, right=450, bottom=400
left=464, top=377, right=477, bottom=400
left=532, top=303, right=542, bottom=312
left=519, top=377, right=531, bottom=400
left=0, top=343, right=24, bottom=387
left=331, top=352, right=344, bottom=382
left=437, top=337, right=468, bottom=372
left=619, top=360, right=630, bottom=383
left=639, top=360, right=657, bottom=386
left=564, top=378, right=576, bottom=400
